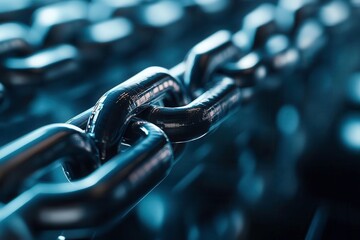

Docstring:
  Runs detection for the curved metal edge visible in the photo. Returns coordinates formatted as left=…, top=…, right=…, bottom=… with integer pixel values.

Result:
left=140, top=77, right=242, bottom=142
left=0, top=120, right=173, bottom=239
left=0, top=123, right=100, bottom=202
left=183, top=30, right=240, bottom=97
left=217, top=51, right=267, bottom=88
left=67, top=107, right=93, bottom=129
left=85, top=66, right=188, bottom=162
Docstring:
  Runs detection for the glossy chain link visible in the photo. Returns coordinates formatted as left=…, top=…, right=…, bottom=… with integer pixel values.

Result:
left=0, top=0, right=358, bottom=239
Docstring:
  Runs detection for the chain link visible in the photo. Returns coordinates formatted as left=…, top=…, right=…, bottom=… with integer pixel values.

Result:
left=0, top=0, right=359, bottom=239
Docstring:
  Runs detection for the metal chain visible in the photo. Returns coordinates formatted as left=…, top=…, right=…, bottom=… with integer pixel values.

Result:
left=0, top=0, right=358, bottom=239
left=0, top=0, right=239, bottom=111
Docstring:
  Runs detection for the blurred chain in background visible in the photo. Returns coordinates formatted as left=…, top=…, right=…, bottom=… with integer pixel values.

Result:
left=0, top=0, right=359, bottom=239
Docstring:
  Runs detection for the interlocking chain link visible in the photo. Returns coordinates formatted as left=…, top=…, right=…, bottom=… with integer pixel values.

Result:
left=0, top=0, right=359, bottom=239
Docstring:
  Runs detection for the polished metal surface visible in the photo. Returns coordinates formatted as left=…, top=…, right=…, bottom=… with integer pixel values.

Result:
left=85, top=66, right=188, bottom=162
left=0, top=1, right=359, bottom=239
left=0, top=124, right=100, bottom=202
left=0, top=120, right=173, bottom=238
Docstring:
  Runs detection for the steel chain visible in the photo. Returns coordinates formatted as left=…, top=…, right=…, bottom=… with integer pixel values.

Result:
left=0, top=0, right=359, bottom=239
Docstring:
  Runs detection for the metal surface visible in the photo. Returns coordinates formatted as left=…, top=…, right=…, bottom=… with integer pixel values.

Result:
left=0, top=0, right=359, bottom=239
left=0, top=120, right=173, bottom=238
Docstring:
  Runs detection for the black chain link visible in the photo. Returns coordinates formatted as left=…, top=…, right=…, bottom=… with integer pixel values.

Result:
left=0, top=0, right=359, bottom=239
